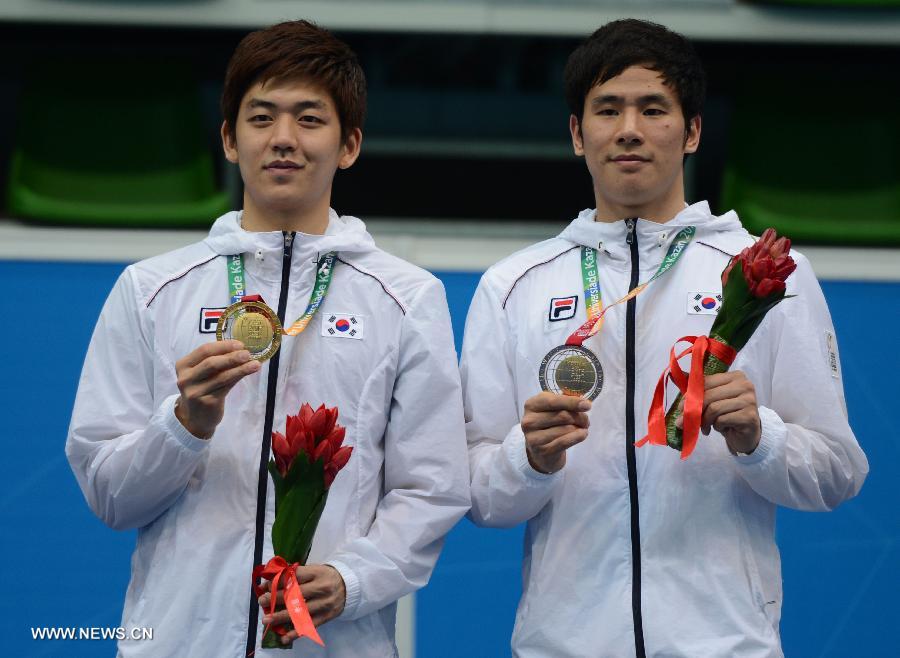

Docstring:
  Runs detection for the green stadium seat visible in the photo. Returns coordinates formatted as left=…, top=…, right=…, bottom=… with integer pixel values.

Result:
left=8, top=59, right=230, bottom=227
left=721, top=75, right=900, bottom=245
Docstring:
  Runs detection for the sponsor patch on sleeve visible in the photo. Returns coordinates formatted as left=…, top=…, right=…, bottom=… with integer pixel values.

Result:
left=824, top=329, right=841, bottom=379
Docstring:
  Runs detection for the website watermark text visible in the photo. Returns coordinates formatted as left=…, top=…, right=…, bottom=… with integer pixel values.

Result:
left=31, top=627, right=153, bottom=641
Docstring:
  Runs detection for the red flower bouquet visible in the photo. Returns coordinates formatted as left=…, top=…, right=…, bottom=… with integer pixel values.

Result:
left=253, top=403, right=353, bottom=649
left=638, top=228, right=797, bottom=459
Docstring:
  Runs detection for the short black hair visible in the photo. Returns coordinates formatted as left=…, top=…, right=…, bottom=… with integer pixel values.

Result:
left=222, top=20, right=366, bottom=144
left=564, top=19, right=706, bottom=129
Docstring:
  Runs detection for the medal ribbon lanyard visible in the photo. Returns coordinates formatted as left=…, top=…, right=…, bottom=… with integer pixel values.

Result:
left=566, top=225, right=696, bottom=347
left=226, top=251, right=338, bottom=335
left=228, top=254, right=246, bottom=303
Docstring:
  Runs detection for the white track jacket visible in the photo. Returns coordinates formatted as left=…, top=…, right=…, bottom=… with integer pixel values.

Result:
left=67, top=210, right=470, bottom=657
left=462, top=202, right=867, bottom=658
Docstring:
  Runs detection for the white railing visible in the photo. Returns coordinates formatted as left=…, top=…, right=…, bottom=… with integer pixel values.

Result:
left=2, top=218, right=899, bottom=281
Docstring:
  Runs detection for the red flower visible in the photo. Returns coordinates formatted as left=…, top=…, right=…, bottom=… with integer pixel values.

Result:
left=722, top=228, right=796, bottom=298
left=271, top=403, right=353, bottom=488
left=325, top=446, right=353, bottom=488
left=272, top=431, right=292, bottom=478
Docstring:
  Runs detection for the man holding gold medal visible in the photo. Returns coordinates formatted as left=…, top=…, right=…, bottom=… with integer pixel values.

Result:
left=461, top=19, right=867, bottom=657
left=66, top=20, right=470, bottom=657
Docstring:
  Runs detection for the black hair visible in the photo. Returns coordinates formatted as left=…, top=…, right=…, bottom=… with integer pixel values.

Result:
left=222, top=20, right=366, bottom=143
left=564, top=19, right=706, bottom=130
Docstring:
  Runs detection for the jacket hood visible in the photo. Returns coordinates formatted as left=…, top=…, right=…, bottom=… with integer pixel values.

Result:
left=203, top=209, right=377, bottom=257
left=558, top=201, right=749, bottom=256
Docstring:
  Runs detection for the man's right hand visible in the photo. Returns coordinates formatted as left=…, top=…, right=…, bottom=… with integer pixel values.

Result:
left=174, top=340, right=261, bottom=440
left=521, top=392, right=591, bottom=474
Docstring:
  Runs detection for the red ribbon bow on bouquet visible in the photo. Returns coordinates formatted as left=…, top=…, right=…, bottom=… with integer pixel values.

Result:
left=253, top=557, right=323, bottom=647
left=637, top=336, right=737, bottom=460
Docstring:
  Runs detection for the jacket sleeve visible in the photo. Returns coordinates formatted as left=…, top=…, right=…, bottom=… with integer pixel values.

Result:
left=66, top=268, right=209, bottom=531
left=461, top=275, right=563, bottom=529
left=326, top=278, right=470, bottom=620
left=733, top=254, right=868, bottom=510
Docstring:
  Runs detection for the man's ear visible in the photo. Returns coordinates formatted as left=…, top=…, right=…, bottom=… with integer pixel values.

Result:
left=221, top=121, right=239, bottom=164
left=338, top=127, right=363, bottom=170
left=683, top=115, right=701, bottom=155
left=569, top=115, right=585, bottom=157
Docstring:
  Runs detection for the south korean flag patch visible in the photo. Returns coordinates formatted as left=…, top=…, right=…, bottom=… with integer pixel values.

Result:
left=687, top=292, right=722, bottom=315
left=323, top=313, right=364, bottom=340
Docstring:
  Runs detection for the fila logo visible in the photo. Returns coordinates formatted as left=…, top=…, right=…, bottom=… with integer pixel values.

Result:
left=199, top=307, right=227, bottom=333
left=548, top=295, right=578, bottom=322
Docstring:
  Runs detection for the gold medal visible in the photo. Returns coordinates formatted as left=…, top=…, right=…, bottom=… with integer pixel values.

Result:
left=216, top=300, right=282, bottom=362
left=232, top=312, right=274, bottom=353
left=538, top=345, right=603, bottom=400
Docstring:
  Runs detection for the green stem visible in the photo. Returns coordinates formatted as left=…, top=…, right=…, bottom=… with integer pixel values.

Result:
left=663, top=335, right=732, bottom=451
left=262, top=627, right=289, bottom=649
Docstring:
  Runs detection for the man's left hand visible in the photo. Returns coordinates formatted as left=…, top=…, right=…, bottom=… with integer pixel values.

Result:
left=700, top=370, right=761, bottom=455
left=258, top=564, right=346, bottom=646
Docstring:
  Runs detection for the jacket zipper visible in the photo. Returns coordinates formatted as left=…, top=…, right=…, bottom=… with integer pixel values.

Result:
left=245, top=231, right=294, bottom=655
left=624, top=218, right=647, bottom=658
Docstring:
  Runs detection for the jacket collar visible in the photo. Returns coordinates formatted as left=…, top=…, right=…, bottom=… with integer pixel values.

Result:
left=203, top=209, right=377, bottom=284
left=557, top=201, right=750, bottom=262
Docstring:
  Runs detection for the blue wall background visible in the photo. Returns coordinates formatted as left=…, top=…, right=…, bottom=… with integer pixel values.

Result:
left=3, top=261, right=897, bottom=657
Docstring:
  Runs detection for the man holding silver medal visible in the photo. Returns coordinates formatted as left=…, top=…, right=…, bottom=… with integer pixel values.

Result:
left=66, top=20, right=470, bottom=657
left=461, top=19, right=867, bottom=657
